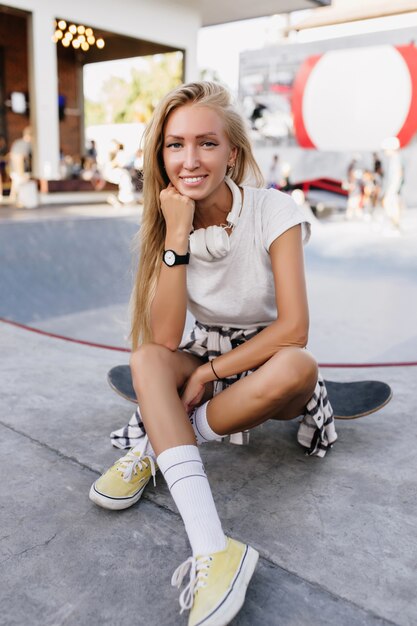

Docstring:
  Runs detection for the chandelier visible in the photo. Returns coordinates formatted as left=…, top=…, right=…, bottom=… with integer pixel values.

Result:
left=52, top=20, right=105, bottom=52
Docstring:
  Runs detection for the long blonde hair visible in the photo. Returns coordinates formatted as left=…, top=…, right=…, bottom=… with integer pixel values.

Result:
left=131, top=81, right=264, bottom=349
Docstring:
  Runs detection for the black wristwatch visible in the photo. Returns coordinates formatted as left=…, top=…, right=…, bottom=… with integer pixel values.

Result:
left=163, top=249, right=190, bottom=267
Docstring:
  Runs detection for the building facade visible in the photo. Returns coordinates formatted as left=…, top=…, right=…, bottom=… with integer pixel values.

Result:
left=0, top=0, right=328, bottom=186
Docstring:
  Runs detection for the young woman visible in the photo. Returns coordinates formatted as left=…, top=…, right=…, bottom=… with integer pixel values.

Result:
left=89, top=82, right=337, bottom=626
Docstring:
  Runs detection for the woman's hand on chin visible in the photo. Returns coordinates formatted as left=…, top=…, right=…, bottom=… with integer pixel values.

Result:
left=160, top=183, right=195, bottom=237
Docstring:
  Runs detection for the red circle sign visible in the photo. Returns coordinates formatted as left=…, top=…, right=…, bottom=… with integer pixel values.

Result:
left=292, top=45, right=417, bottom=150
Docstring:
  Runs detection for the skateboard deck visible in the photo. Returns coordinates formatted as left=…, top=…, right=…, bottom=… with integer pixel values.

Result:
left=107, top=364, right=392, bottom=420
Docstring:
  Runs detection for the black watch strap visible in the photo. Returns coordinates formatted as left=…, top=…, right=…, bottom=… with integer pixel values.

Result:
left=163, top=249, right=190, bottom=267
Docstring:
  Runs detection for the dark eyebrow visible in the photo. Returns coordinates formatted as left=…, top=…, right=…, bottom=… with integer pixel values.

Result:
left=197, top=133, right=219, bottom=139
left=165, top=132, right=219, bottom=140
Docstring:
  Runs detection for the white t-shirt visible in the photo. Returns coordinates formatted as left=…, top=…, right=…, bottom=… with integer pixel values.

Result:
left=186, top=186, right=310, bottom=328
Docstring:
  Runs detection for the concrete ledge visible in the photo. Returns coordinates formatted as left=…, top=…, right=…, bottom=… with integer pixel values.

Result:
left=38, top=191, right=113, bottom=205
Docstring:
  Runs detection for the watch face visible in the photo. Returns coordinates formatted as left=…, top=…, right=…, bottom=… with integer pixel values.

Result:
left=164, top=250, right=176, bottom=266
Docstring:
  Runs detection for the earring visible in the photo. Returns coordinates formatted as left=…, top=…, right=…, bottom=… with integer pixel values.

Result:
left=227, top=162, right=235, bottom=176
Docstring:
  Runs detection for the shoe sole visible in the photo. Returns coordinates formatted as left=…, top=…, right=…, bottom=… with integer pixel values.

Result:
left=89, top=479, right=148, bottom=510
left=193, top=545, right=259, bottom=626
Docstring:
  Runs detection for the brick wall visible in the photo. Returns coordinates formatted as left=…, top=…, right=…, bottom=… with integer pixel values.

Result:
left=0, top=12, right=29, bottom=148
left=57, top=48, right=83, bottom=159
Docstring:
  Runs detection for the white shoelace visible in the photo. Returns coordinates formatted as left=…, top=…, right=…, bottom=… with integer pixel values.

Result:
left=115, top=437, right=157, bottom=486
left=171, top=555, right=213, bottom=613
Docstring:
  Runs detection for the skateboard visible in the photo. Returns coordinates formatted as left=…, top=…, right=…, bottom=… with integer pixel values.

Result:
left=107, top=364, right=392, bottom=420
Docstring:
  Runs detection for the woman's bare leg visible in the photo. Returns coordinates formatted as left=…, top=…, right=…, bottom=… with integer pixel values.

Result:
left=130, top=343, right=210, bottom=455
left=207, top=347, right=318, bottom=435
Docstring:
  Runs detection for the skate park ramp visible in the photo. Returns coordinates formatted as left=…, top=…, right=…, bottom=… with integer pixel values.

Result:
left=0, top=207, right=139, bottom=345
left=1, top=204, right=417, bottom=626
left=1, top=203, right=417, bottom=360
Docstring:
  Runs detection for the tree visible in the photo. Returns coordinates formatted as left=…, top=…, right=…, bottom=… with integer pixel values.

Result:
left=84, top=52, right=183, bottom=126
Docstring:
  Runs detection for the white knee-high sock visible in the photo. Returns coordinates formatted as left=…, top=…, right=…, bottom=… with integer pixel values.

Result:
left=190, top=401, right=223, bottom=445
left=157, top=445, right=227, bottom=556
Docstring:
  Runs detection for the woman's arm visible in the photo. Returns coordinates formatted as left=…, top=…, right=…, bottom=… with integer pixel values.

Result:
left=150, top=185, right=194, bottom=350
left=188, top=224, right=309, bottom=389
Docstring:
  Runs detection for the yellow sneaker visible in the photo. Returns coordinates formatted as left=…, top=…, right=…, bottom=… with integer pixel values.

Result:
left=89, top=438, right=157, bottom=510
left=171, top=537, right=259, bottom=626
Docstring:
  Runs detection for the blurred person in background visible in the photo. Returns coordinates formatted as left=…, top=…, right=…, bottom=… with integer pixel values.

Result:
left=104, top=140, right=135, bottom=205
left=86, top=139, right=98, bottom=163
left=9, top=126, right=32, bottom=204
left=371, top=152, right=384, bottom=211
left=345, top=155, right=363, bottom=220
left=266, top=153, right=281, bottom=188
left=0, top=134, right=8, bottom=201
left=381, top=137, right=404, bottom=234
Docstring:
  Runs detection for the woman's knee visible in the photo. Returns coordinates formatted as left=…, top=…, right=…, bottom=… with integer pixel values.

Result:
left=130, top=342, right=173, bottom=382
left=291, top=349, right=318, bottom=391
left=258, top=348, right=318, bottom=402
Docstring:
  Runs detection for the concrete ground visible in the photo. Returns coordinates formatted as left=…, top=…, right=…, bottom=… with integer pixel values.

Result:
left=1, top=201, right=416, bottom=626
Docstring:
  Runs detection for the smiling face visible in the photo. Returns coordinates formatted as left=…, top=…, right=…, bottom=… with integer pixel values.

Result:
left=162, top=104, right=237, bottom=205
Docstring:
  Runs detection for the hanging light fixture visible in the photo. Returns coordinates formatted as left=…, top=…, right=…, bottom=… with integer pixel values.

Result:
left=52, top=19, right=106, bottom=53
